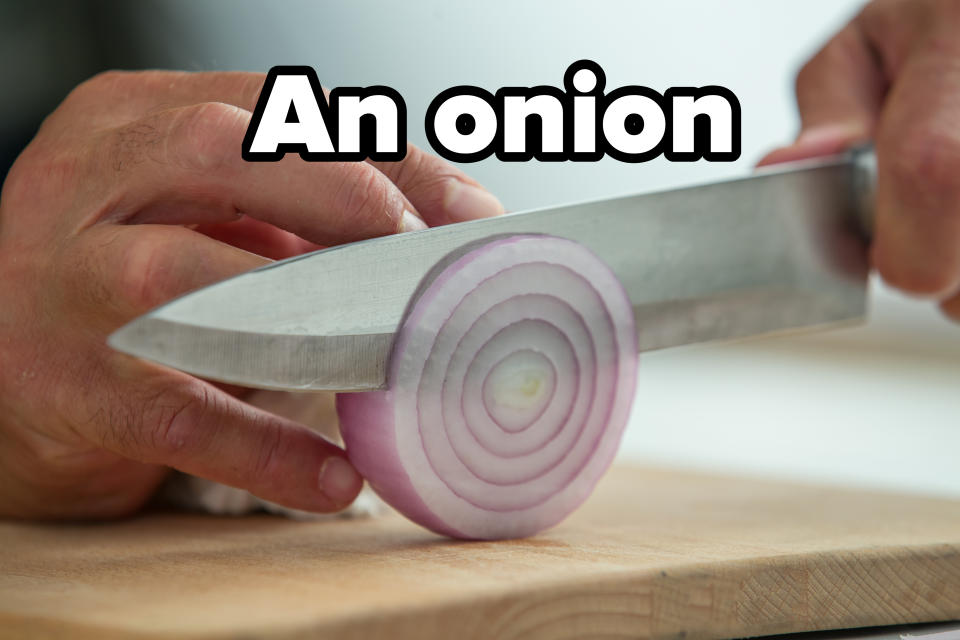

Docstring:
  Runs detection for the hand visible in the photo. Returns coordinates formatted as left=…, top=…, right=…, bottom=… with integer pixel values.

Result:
left=760, top=0, right=960, bottom=321
left=0, top=70, right=503, bottom=519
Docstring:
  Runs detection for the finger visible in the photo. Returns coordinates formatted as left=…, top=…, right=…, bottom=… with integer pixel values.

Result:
left=58, top=71, right=267, bottom=128
left=941, top=292, right=960, bottom=323
left=756, top=123, right=872, bottom=166
left=93, top=361, right=362, bottom=512
left=871, top=27, right=960, bottom=297
left=794, top=20, right=887, bottom=139
left=60, top=224, right=363, bottom=513
left=367, top=143, right=504, bottom=226
left=757, top=18, right=886, bottom=167
left=85, top=102, right=426, bottom=245
left=72, top=73, right=478, bottom=230
left=59, top=224, right=269, bottom=327
left=193, top=216, right=324, bottom=260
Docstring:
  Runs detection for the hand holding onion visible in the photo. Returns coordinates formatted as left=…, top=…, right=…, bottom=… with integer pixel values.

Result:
left=0, top=70, right=503, bottom=519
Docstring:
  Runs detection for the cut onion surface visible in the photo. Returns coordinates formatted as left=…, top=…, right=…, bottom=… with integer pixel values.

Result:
left=337, top=235, right=638, bottom=539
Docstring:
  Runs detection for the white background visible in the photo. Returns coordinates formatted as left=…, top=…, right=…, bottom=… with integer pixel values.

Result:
left=136, top=0, right=960, bottom=496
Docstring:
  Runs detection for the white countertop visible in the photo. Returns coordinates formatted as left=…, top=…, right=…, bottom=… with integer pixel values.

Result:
left=618, top=278, right=960, bottom=497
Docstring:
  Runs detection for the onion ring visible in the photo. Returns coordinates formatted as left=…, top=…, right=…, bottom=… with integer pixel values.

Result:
left=337, top=235, right=637, bottom=539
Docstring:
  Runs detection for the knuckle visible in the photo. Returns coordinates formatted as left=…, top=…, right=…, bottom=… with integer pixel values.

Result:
left=884, top=129, right=960, bottom=213
left=873, top=127, right=960, bottom=297
left=114, top=234, right=159, bottom=311
left=167, top=102, right=249, bottom=172
left=407, top=175, right=455, bottom=215
left=794, top=57, right=819, bottom=96
left=797, top=43, right=849, bottom=93
left=69, top=70, right=129, bottom=102
left=143, top=382, right=211, bottom=460
left=388, top=142, right=426, bottom=189
left=60, top=71, right=137, bottom=121
left=794, top=38, right=839, bottom=96
left=249, top=422, right=286, bottom=489
left=39, top=70, right=136, bottom=139
left=333, top=167, right=398, bottom=233
left=87, top=69, right=129, bottom=87
left=234, top=72, right=268, bottom=110
left=340, top=167, right=382, bottom=214
left=113, top=227, right=191, bottom=311
left=392, top=146, right=459, bottom=206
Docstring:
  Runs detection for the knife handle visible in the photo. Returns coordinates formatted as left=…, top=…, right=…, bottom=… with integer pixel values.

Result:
left=850, top=143, right=877, bottom=239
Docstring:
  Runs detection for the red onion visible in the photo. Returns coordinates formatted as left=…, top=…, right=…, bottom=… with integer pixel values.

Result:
left=337, top=235, right=637, bottom=539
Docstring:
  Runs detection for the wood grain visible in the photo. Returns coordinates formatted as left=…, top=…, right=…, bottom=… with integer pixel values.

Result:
left=1, top=466, right=959, bottom=639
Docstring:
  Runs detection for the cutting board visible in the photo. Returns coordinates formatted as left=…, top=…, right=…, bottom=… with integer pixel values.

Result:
left=2, top=466, right=959, bottom=639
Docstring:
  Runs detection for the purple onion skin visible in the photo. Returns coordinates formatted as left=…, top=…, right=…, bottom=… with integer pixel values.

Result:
left=337, top=390, right=467, bottom=538
left=337, top=235, right=637, bottom=540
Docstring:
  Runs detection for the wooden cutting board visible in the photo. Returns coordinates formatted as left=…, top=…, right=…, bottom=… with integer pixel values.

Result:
left=1, top=466, right=959, bottom=639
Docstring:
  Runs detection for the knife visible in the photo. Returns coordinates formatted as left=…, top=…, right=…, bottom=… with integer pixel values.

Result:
left=108, top=147, right=877, bottom=391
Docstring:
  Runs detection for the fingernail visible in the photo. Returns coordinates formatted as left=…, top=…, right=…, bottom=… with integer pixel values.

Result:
left=400, top=209, right=428, bottom=233
left=318, top=456, right=362, bottom=507
left=443, top=180, right=505, bottom=222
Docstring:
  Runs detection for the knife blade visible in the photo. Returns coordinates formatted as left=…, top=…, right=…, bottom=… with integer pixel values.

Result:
left=108, top=148, right=875, bottom=391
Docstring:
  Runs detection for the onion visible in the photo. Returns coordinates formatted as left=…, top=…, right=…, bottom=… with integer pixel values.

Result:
left=337, top=235, right=637, bottom=539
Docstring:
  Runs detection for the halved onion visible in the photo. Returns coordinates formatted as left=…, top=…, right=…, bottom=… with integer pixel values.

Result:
left=337, top=235, right=637, bottom=539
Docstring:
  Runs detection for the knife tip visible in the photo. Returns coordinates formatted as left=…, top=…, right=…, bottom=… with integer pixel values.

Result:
left=106, top=317, right=151, bottom=359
